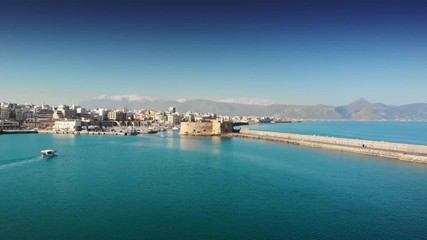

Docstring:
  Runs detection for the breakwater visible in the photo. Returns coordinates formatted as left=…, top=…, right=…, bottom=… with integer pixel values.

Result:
left=233, top=128, right=427, bottom=164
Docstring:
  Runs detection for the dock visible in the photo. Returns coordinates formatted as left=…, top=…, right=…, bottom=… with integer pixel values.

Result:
left=231, top=128, right=427, bottom=164
left=0, top=129, right=38, bottom=134
left=38, top=130, right=128, bottom=136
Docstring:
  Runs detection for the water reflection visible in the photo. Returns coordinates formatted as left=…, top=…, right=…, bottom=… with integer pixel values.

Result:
left=178, top=136, right=205, bottom=151
left=52, top=134, right=77, bottom=144
left=177, top=135, right=227, bottom=155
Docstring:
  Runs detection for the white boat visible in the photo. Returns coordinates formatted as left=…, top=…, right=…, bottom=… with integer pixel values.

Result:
left=40, top=149, right=56, bottom=158
left=172, top=126, right=180, bottom=130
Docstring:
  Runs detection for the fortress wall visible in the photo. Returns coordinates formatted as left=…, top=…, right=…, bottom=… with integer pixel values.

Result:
left=237, top=128, right=427, bottom=163
left=212, top=122, right=222, bottom=135
left=180, top=122, right=215, bottom=136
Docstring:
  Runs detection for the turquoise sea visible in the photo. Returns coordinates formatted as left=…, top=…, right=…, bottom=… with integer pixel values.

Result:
left=1, top=123, right=427, bottom=239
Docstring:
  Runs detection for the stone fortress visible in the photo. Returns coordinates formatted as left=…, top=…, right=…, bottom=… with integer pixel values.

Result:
left=179, top=116, right=234, bottom=136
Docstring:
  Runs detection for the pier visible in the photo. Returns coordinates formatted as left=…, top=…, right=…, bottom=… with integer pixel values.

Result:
left=232, top=128, right=427, bottom=164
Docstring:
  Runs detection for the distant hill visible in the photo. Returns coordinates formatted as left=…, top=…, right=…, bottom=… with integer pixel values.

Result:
left=80, top=96, right=427, bottom=121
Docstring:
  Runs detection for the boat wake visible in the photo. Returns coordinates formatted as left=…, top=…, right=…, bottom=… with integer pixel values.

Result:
left=0, top=156, right=40, bottom=170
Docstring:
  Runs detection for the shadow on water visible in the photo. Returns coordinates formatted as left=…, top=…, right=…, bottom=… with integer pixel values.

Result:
left=0, top=156, right=43, bottom=170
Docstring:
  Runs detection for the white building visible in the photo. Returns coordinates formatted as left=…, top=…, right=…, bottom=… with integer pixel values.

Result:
left=94, top=109, right=108, bottom=121
left=53, top=120, right=82, bottom=131
left=167, top=113, right=181, bottom=126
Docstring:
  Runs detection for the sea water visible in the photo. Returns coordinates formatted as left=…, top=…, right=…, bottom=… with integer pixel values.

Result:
left=1, top=130, right=427, bottom=239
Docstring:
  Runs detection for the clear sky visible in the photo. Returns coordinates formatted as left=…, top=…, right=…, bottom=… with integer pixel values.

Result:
left=1, top=0, right=426, bottom=106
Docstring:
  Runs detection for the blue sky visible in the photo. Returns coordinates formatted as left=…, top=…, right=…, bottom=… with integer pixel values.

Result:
left=0, top=0, right=426, bottom=106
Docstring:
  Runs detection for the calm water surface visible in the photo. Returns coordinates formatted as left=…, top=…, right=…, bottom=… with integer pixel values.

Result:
left=1, top=132, right=427, bottom=239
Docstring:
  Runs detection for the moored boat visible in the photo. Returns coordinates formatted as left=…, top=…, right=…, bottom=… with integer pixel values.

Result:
left=147, top=129, right=157, bottom=134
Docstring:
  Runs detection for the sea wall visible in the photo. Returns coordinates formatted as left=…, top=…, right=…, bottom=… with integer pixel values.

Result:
left=234, top=128, right=427, bottom=163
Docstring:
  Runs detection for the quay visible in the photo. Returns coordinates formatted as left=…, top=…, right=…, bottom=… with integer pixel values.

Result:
left=38, top=130, right=128, bottom=136
left=0, top=129, right=38, bottom=134
left=231, top=128, right=427, bottom=164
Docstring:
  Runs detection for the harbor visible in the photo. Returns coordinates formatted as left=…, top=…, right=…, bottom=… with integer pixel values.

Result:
left=5, top=123, right=427, bottom=164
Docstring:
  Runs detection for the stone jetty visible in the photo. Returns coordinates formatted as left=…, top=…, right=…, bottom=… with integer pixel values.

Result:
left=232, top=128, right=427, bottom=164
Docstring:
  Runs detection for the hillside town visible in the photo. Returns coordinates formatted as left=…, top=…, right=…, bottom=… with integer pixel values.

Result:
left=0, top=101, right=291, bottom=136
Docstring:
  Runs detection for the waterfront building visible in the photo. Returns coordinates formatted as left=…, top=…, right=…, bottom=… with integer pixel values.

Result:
left=53, top=110, right=65, bottom=119
left=126, top=112, right=134, bottom=121
left=22, top=109, right=34, bottom=121
left=53, top=105, right=77, bottom=119
left=0, top=120, right=20, bottom=129
left=107, top=111, right=126, bottom=121
left=24, top=120, right=55, bottom=129
left=167, top=113, right=181, bottom=126
left=53, top=120, right=82, bottom=132
left=92, top=109, right=108, bottom=121
left=37, top=109, right=54, bottom=120
left=71, top=105, right=88, bottom=118
left=14, top=109, right=24, bottom=122
left=144, top=110, right=156, bottom=120
left=133, top=110, right=148, bottom=121
left=0, top=106, right=10, bottom=120
left=183, top=112, right=195, bottom=122
left=155, top=112, right=168, bottom=123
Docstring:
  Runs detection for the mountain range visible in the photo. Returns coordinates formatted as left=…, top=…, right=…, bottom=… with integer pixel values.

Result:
left=80, top=96, right=427, bottom=121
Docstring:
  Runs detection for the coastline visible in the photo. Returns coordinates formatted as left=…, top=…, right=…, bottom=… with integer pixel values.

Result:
left=229, top=128, right=427, bottom=164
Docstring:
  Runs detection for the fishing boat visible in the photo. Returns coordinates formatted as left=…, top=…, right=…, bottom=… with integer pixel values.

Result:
left=40, top=149, right=56, bottom=159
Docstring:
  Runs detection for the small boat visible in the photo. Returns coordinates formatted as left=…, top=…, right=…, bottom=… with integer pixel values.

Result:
left=139, top=129, right=158, bottom=134
left=129, top=131, right=139, bottom=136
left=172, top=126, right=180, bottom=131
left=40, top=149, right=56, bottom=158
left=147, top=129, right=158, bottom=134
left=127, top=129, right=139, bottom=136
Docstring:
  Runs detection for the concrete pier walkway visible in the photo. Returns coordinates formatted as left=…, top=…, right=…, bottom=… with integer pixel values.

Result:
left=231, top=128, right=427, bottom=164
